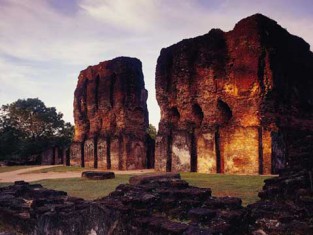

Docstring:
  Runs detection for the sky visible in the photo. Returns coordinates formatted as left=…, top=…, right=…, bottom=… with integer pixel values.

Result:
left=0, top=0, right=313, bottom=128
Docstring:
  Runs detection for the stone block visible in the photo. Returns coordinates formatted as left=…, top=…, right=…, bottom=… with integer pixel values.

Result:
left=81, top=171, right=115, bottom=180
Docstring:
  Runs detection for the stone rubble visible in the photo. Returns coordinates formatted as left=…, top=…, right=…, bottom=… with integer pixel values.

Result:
left=0, top=175, right=247, bottom=235
left=81, top=171, right=115, bottom=180
left=1, top=170, right=312, bottom=234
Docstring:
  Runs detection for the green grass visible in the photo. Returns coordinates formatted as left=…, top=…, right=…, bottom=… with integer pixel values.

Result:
left=181, top=173, right=271, bottom=205
left=35, top=175, right=134, bottom=200
left=0, top=165, right=35, bottom=173
left=22, top=166, right=91, bottom=174
left=0, top=173, right=271, bottom=206
left=0, top=182, right=11, bottom=187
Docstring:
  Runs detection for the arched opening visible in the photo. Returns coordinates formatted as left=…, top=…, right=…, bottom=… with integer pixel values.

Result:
left=78, top=79, right=88, bottom=114
left=190, top=104, right=203, bottom=172
left=110, top=73, right=116, bottom=108
left=215, top=129, right=222, bottom=173
left=126, top=75, right=137, bottom=105
left=146, top=136, right=155, bottom=169
left=107, top=136, right=111, bottom=169
left=216, top=99, right=232, bottom=173
left=217, top=99, right=232, bottom=125
left=80, top=142, right=85, bottom=167
left=192, top=103, right=204, bottom=126
left=95, top=75, right=100, bottom=110
left=134, top=143, right=144, bottom=169
left=166, top=107, right=180, bottom=172
left=169, top=107, right=180, bottom=124
left=131, top=107, right=145, bottom=125
left=94, top=137, right=98, bottom=169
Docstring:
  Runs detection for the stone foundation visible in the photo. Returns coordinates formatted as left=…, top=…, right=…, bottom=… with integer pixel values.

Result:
left=156, top=126, right=272, bottom=174
left=71, top=136, right=148, bottom=170
left=0, top=176, right=247, bottom=234
left=1, top=167, right=312, bottom=234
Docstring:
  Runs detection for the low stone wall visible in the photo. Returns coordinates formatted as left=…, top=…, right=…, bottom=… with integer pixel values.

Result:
left=1, top=172, right=312, bottom=234
left=0, top=175, right=245, bottom=234
left=247, top=168, right=313, bottom=234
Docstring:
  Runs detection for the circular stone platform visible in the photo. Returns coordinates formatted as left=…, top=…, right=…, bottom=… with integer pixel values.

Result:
left=81, top=171, right=115, bottom=180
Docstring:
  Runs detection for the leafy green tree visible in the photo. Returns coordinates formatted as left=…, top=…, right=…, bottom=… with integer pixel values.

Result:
left=146, top=124, right=157, bottom=140
left=0, top=98, right=73, bottom=161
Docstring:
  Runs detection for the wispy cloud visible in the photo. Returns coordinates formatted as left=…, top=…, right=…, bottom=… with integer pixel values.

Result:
left=79, top=0, right=160, bottom=32
left=0, top=0, right=312, bottom=127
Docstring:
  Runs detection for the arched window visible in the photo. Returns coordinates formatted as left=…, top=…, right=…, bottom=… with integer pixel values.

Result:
left=192, top=103, right=204, bottom=126
left=169, top=107, right=180, bottom=124
left=217, top=99, right=232, bottom=124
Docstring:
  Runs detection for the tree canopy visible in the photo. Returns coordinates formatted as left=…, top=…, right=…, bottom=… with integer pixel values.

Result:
left=0, top=98, right=73, bottom=161
left=146, top=124, right=157, bottom=140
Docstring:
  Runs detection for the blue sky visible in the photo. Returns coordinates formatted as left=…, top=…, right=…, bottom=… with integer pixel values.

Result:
left=0, top=0, right=313, bottom=128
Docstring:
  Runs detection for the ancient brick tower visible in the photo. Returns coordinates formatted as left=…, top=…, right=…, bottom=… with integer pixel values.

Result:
left=155, top=14, right=313, bottom=174
left=70, top=57, right=150, bottom=170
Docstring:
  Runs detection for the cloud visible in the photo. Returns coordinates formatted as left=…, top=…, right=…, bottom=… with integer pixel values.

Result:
left=0, top=0, right=313, bottom=128
left=79, top=0, right=159, bottom=32
left=0, top=58, right=41, bottom=100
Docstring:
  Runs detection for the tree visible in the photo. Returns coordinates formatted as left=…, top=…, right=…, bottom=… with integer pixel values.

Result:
left=146, top=124, right=157, bottom=140
left=0, top=98, right=73, bottom=161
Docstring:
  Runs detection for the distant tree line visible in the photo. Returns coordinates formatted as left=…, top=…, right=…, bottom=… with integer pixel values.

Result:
left=0, top=98, right=73, bottom=163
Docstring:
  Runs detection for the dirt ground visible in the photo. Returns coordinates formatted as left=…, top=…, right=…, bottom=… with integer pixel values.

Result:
left=0, top=165, right=155, bottom=183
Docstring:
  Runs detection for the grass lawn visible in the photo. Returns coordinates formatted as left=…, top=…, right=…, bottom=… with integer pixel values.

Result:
left=0, top=165, right=35, bottom=173
left=36, top=174, right=134, bottom=200
left=22, top=165, right=91, bottom=174
left=0, top=172, right=271, bottom=206
left=181, top=173, right=271, bottom=205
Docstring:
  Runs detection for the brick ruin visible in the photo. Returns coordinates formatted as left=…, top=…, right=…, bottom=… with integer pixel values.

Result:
left=155, top=14, right=313, bottom=174
left=40, top=146, right=69, bottom=166
left=69, top=15, right=312, bottom=175
left=70, top=57, right=152, bottom=170
left=1, top=13, right=312, bottom=235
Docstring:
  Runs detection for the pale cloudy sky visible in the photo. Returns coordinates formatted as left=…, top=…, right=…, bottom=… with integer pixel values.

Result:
left=0, top=0, right=313, bottom=128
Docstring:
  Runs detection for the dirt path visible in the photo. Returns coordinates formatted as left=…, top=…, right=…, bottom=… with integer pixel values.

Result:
left=0, top=165, right=155, bottom=183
